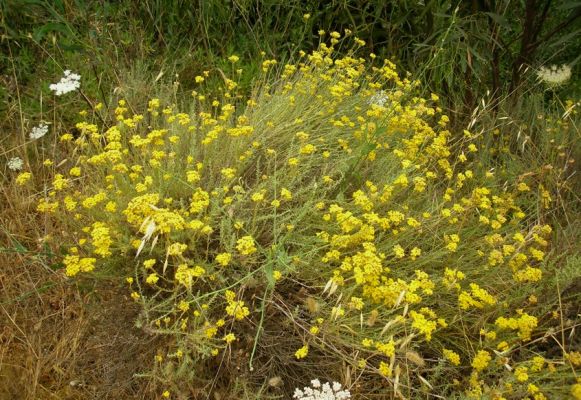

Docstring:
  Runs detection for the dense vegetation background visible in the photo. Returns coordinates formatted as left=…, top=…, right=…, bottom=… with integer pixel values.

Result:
left=1, top=1, right=579, bottom=399
left=2, top=1, right=580, bottom=114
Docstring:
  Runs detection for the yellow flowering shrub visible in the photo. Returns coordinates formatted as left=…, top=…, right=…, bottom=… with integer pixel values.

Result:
left=31, top=37, right=578, bottom=398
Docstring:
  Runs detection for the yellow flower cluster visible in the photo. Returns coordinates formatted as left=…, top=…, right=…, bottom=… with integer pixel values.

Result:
left=174, top=264, right=205, bottom=288
left=224, top=290, right=250, bottom=320
left=458, top=283, right=496, bottom=310
left=295, top=344, right=309, bottom=359
left=495, top=312, right=538, bottom=341
left=236, top=235, right=257, bottom=255
left=15, top=172, right=32, bottom=185
left=443, top=348, right=461, bottom=366
left=471, top=350, right=492, bottom=372
left=90, top=222, right=112, bottom=257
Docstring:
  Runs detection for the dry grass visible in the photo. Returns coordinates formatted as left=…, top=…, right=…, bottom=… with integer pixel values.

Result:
left=0, top=248, right=160, bottom=400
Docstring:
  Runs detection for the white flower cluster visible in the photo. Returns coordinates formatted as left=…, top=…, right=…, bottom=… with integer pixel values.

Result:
left=537, top=64, right=572, bottom=86
left=49, top=70, right=81, bottom=95
left=30, top=123, right=49, bottom=140
left=7, top=157, right=24, bottom=171
left=369, top=90, right=388, bottom=107
left=293, top=380, right=351, bottom=400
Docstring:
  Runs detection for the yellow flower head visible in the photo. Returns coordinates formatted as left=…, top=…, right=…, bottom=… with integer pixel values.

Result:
left=236, top=235, right=257, bottom=255
left=295, top=345, right=309, bottom=359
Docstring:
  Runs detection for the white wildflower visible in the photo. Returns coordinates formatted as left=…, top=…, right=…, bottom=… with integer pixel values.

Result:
left=30, top=123, right=49, bottom=140
left=369, top=90, right=388, bottom=107
left=537, top=64, right=572, bottom=86
left=49, top=70, right=81, bottom=95
left=7, top=157, right=24, bottom=171
left=293, top=380, right=351, bottom=400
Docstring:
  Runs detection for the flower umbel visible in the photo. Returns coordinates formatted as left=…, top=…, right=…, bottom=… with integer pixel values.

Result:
left=537, top=64, right=572, bottom=86
left=293, top=380, right=351, bottom=400
left=7, top=157, right=24, bottom=171
left=30, top=123, right=49, bottom=140
left=49, top=70, right=81, bottom=95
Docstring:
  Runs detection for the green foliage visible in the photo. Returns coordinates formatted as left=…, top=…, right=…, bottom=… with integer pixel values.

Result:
left=2, top=0, right=579, bottom=115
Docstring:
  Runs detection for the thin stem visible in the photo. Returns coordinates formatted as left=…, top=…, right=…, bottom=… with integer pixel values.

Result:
left=7, top=42, right=28, bottom=166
